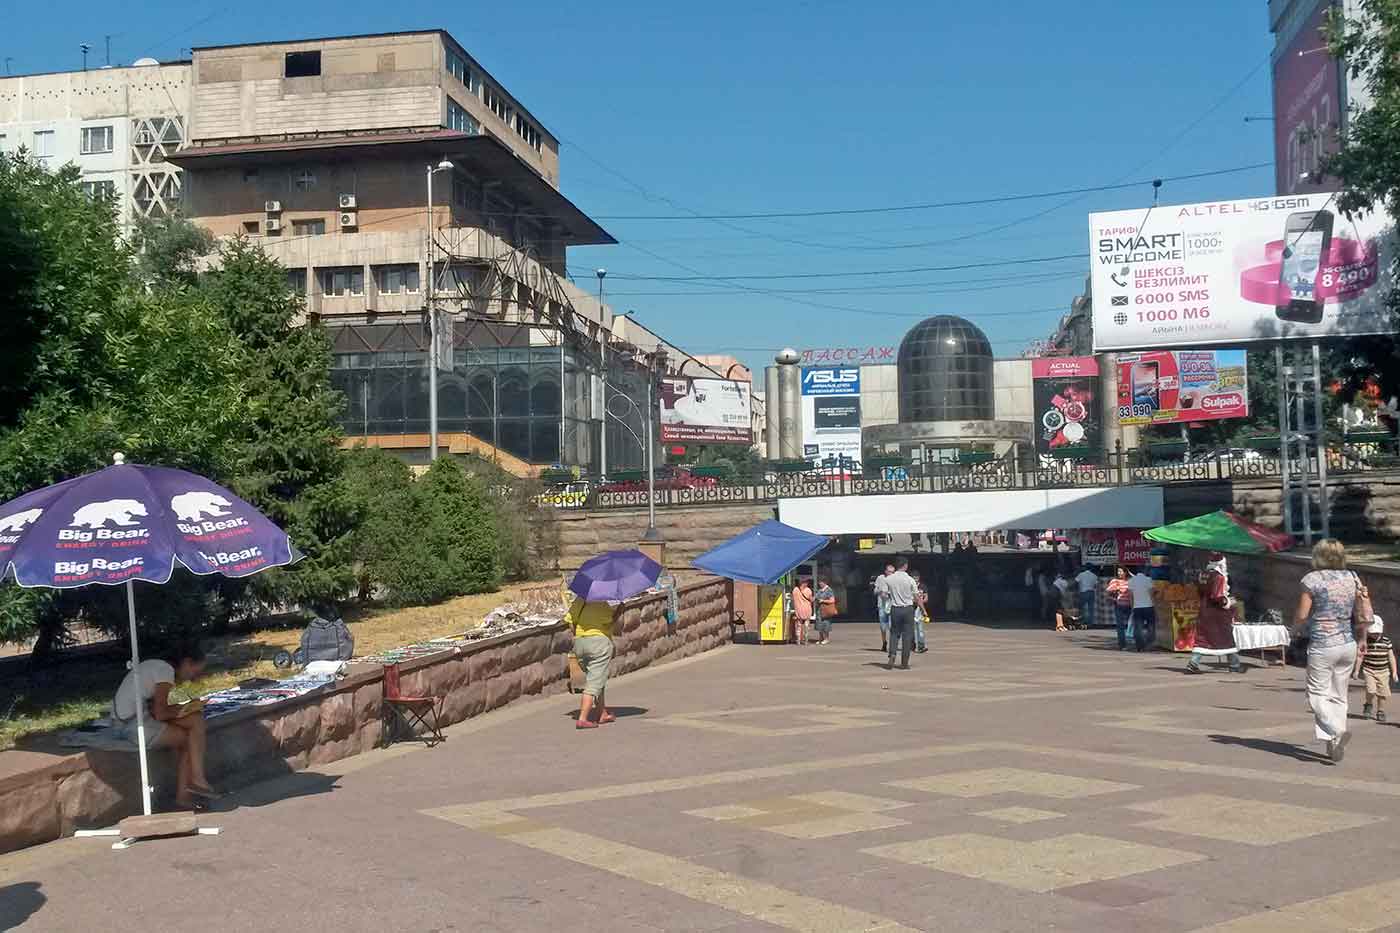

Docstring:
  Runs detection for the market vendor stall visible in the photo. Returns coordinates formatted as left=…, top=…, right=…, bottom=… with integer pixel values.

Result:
left=1143, top=511, right=1292, bottom=660
left=693, top=520, right=829, bottom=643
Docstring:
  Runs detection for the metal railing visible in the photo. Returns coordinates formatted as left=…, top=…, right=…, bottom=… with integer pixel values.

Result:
left=528, top=436, right=1400, bottom=512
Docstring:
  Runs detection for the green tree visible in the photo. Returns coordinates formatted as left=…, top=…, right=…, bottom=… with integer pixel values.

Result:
left=415, top=457, right=501, bottom=598
left=341, top=447, right=417, bottom=601
left=129, top=213, right=215, bottom=288
left=1319, top=0, right=1400, bottom=399
left=198, top=240, right=359, bottom=610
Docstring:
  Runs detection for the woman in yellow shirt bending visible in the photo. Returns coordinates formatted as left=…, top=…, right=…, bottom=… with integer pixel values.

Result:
left=568, top=597, right=618, bottom=730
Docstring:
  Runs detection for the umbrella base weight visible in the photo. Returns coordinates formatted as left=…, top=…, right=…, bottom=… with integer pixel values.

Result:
left=118, top=813, right=199, bottom=839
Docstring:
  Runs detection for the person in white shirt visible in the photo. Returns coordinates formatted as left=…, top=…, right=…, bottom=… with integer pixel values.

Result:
left=111, top=643, right=216, bottom=810
left=1075, top=566, right=1100, bottom=628
left=885, top=558, right=918, bottom=670
left=1127, top=569, right=1157, bottom=651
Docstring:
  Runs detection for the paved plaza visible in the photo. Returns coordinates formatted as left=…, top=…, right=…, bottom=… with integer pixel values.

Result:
left=5, top=621, right=1400, bottom=932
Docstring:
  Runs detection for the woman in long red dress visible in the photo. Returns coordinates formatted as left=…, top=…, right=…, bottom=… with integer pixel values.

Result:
left=1187, top=552, right=1243, bottom=673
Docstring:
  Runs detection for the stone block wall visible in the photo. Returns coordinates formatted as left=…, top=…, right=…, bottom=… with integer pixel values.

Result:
left=550, top=503, right=776, bottom=570
left=1225, top=551, right=1400, bottom=625
left=0, top=576, right=735, bottom=855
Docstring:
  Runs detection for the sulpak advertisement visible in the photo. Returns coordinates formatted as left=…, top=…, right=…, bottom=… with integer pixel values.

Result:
left=1115, top=350, right=1249, bottom=426
left=1090, top=193, right=1393, bottom=351
left=658, top=377, right=752, bottom=445
left=1031, top=357, right=1100, bottom=457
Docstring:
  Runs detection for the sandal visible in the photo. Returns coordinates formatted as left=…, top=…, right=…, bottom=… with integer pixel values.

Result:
left=188, top=785, right=224, bottom=801
left=598, top=713, right=616, bottom=724
left=575, top=719, right=599, bottom=730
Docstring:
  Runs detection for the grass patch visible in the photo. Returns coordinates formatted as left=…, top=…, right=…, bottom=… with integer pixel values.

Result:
left=0, top=581, right=554, bottom=752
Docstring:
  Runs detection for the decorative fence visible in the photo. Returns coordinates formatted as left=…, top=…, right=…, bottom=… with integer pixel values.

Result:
left=533, top=436, right=1400, bottom=512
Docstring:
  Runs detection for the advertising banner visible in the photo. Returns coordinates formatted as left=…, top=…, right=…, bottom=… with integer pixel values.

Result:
left=1031, top=357, right=1101, bottom=456
left=1090, top=193, right=1393, bottom=350
left=658, top=377, right=751, bottom=445
left=801, top=366, right=862, bottom=465
left=1273, top=0, right=1341, bottom=196
left=1081, top=528, right=1153, bottom=566
left=1116, top=350, right=1249, bottom=426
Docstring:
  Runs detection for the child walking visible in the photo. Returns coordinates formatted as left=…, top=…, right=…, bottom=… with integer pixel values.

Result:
left=1355, top=615, right=1397, bottom=723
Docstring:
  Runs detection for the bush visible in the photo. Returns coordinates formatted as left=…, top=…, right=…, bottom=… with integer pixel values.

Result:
left=341, top=447, right=417, bottom=602
left=417, top=457, right=500, bottom=598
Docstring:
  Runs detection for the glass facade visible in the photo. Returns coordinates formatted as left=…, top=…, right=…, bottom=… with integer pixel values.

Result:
left=897, top=315, right=995, bottom=422
left=327, top=321, right=650, bottom=472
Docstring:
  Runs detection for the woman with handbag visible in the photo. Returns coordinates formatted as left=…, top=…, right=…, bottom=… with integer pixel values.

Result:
left=814, top=578, right=838, bottom=646
left=1293, top=538, right=1374, bottom=762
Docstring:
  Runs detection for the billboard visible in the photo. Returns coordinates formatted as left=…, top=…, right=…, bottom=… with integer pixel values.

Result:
left=1115, top=350, right=1249, bottom=426
left=1083, top=529, right=1153, bottom=566
left=1273, top=1, right=1341, bottom=196
left=1090, top=193, right=1393, bottom=350
left=658, top=377, right=751, bottom=445
left=801, top=366, right=862, bottom=465
left=1031, top=357, right=1101, bottom=457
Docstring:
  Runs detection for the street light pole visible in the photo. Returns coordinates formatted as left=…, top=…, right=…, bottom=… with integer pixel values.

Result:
left=643, top=348, right=667, bottom=542
left=597, top=268, right=607, bottom=480
left=425, top=158, right=454, bottom=461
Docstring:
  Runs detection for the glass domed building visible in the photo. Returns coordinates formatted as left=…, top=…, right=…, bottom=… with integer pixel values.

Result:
left=864, top=314, right=1033, bottom=462
left=897, top=315, right=995, bottom=422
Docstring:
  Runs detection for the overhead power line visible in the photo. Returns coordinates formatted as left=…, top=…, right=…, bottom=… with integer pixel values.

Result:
left=601, top=252, right=1087, bottom=283
left=588, top=163, right=1271, bottom=221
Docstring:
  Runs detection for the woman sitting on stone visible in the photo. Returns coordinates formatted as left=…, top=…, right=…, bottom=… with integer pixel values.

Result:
left=111, top=643, right=217, bottom=810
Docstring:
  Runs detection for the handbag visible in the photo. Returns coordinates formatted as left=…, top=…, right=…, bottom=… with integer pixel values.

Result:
left=819, top=598, right=838, bottom=619
left=1353, top=572, right=1375, bottom=628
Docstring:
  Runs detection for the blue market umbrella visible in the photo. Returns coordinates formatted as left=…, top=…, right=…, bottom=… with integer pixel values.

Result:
left=0, top=454, right=300, bottom=816
left=569, top=549, right=662, bottom=603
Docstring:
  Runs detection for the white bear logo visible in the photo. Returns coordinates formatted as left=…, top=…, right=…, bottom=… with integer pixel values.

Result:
left=70, top=499, right=148, bottom=529
left=170, top=491, right=232, bottom=523
left=0, top=508, right=42, bottom=533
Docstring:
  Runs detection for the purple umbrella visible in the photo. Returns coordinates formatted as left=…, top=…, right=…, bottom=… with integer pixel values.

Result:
left=0, top=454, right=300, bottom=816
left=568, top=549, right=662, bottom=603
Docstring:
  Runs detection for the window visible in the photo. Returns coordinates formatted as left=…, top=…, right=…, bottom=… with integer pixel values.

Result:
left=285, top=50, right=321, bottom=78
left=291, top=218, right=326, bottom=236
left=485, top=87, right=511, bottom=123
left=32, top=130, right=54, bottom=158
left=81, top=180, right=116, bottom=201
left=447, top=98, right=479, bottom=134
left=80, top=125, right=114, bottom=154
left=243, top=220, right=260, bottom=235
left=285, top=269, right=308, bottom=294
left=319, top=267, right=364, bottom=297
left=295, top=169, right=316, bottom=191
left=375, top=264, right=420, bottom=294
left=513, top=113, right=541, bottom=151
left=446, top=49, right=474, bottom=91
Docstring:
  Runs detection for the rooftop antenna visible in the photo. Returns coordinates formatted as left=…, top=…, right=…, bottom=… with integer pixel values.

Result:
left=105, top=35, right=112, bottom=67
left=80, top=43, right=91, bottom=71
left=3, top=58, right=11, bottom=77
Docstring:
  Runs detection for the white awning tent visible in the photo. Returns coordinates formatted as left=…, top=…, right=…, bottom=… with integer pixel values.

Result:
left=778, top=486, right=1164, bottom=536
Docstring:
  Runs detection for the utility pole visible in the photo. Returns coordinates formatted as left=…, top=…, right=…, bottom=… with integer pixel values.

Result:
left=105, top=35, right=112, bottom=67
left=425, top=158, right=455, bottom=461
left=596, top=268, right=608, bottom=479
left=80, top=43, right=90, bottom=71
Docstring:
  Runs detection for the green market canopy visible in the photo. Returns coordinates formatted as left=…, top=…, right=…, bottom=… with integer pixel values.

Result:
left=1143, top=510, right=1293, bottom=555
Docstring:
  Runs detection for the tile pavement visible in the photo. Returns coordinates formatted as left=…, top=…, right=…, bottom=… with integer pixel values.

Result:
left=4, top=620, right=1400, bottom=932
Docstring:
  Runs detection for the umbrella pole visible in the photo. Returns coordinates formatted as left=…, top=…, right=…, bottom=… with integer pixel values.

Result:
left=125, top=580, right=154, bottom=817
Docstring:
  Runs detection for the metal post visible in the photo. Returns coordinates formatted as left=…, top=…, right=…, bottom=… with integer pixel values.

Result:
left=643, top=356, right=659, bottom=540
left=597, top=270, right=608, bottom=480
left=1295, top=363, right=1313, bottom=546
left=426, top=165, right=439, bottom=461
left=1312, top=341, right=1330, bottom=539
left=1276, top=344, right=1293, bottom=542
left=558, top=340, right=566, bottom=466
left=125, top=581, right=153, bottom=817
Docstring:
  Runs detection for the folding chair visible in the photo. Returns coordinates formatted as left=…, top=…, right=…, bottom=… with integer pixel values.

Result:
left=382, top=663, right=446, bottom=746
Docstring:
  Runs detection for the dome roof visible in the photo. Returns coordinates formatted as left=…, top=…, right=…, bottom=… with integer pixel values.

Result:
left=897, top=315, right=994, bottom=422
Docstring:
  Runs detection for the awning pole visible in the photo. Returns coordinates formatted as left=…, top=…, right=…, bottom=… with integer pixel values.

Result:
left=126, top=580, right=154, bottom=817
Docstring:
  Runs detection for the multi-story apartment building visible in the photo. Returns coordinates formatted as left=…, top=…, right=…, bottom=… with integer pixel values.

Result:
left=169, top=30, right=725, bottom=473
left=0, top=58, right=190, bottom=225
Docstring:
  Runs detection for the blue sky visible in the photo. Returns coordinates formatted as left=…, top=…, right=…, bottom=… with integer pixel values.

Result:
left=13, top=1, right=1277, bottom=377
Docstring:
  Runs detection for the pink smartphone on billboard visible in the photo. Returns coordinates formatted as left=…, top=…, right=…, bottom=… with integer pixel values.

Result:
left=1131, top=361, right=1159, bottom=411
left=1276, top=210, right=1333, bottom=324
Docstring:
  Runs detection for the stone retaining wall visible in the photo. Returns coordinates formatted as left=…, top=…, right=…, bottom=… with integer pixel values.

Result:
left=0, top=576, right=734, bottom=855
left=549, top=503, right=777, bottom=570
left=1226, top=551, right=1400, bottom=624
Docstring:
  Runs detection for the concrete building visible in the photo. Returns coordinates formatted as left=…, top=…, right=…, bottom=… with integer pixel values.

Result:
left=0, top=59, right=190, bottom=225
left=162, top=29, right=727, bottom=473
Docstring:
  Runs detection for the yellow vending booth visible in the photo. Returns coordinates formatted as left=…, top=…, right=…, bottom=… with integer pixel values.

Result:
left=758, top=584, right=789, bottom=643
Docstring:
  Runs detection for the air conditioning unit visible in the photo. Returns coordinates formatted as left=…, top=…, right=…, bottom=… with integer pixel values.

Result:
left=339, top=211, right=357, bottom=229
left=264, top=200, right=282, bottom=214
left=338, top=193, right=357, bottom=209
left=264, top=217, right=282, bottom=233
